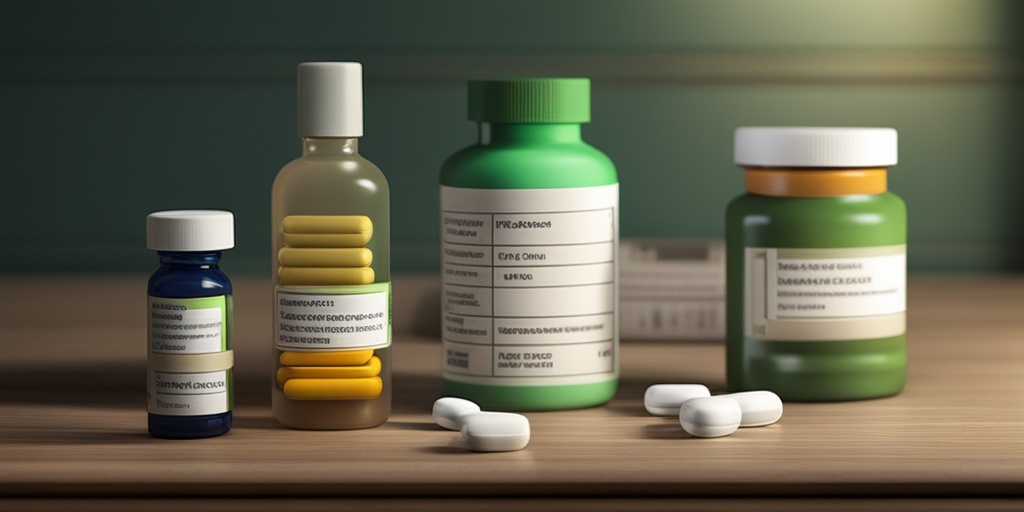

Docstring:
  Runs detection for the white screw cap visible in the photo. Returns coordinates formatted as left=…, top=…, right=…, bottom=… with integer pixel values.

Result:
left=298, top=62, right=363, bottom=137
left=147, top=210, right=234, bottom=251
left=735, top=127, right=897, bottom=168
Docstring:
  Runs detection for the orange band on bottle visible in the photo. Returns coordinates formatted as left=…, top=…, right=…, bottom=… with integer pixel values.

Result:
left=745, top=168, right=888, bottom=197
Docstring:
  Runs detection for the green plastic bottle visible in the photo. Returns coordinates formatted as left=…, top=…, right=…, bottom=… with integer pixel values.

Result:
left=439, top=78, right=619, bottom=411
left=271, top=62, right=391, bottom=429
left=726, top=127, right=907, bottom=401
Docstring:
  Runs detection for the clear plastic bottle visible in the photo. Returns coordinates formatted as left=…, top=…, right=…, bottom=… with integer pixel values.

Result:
left=726, top=127, right=907, bottom=401
left=146, top=210, right=234, bottom=439
left=271, top=62, right=391, bottom=429
left=439, top=78, right=619, bottom=411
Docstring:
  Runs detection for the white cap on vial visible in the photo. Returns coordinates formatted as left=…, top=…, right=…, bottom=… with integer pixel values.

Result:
left=298, top=62, right=363, bottom=137
left=735, top=127, right=898, bottom=168
left=147, top=210, right=234, bottom=252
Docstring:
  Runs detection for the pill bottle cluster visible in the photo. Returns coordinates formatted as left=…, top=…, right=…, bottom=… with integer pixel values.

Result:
left=144, top=60, right=908, bottom=439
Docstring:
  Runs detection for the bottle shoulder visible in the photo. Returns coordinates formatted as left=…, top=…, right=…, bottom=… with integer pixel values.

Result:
left=443, top=139, right=612, bottom=165
left=272, top=153, right=390, bottom=205
left=275, top=154, right=389, bottom=185
left=148, top=266, right=233, bottom=298
left=726, top=192, right=906, bottom=247
left=440, top=141, right=617, bottom=188
left=728, top=191, right=905, bottom=214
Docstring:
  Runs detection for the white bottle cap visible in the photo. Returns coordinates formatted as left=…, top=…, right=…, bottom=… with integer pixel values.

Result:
left=147, top=210, right=234, bottom=251
left=298, top=62, right=364, bottom=137
left=735, top=127, right=897, bottom=168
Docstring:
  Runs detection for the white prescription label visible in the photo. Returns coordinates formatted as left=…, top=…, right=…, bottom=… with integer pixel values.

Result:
left=441, top=185, right=618, bottom=384
left=745, top=246, right=906, bottom=341
left=149, top=296, right=227, bottom=354
left=275, top=283, right=391, bottom=350
left=149, top=370, right=230, bottom=416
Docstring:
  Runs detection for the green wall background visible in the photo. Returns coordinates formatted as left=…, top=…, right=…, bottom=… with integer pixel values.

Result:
left=2, top=0, right=1022, bottom=274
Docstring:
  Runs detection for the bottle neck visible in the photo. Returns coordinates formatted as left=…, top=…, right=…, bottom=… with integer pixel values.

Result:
left=744, top=167, right=889, bottom=197
left=302, top=137, right=360, bottom=157
left=480, top=123, right=582, bottom=145
left=157, top=251, right=222, bottom=268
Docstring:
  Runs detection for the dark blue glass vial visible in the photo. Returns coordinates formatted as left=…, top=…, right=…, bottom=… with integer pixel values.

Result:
left=146, top=210, right=235, bottom=439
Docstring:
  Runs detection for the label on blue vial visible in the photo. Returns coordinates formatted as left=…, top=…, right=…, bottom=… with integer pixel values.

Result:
left=149, top=369, right=230, bottom=416
left=744, top=245, right=906, bottom=341
left=149, top=296, right=228, bottom=354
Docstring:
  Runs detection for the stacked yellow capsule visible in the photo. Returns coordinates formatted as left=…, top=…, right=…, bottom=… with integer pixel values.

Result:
left=277, top=215, right=383, bottom=400
left=278, top=215, right=375, bottom=286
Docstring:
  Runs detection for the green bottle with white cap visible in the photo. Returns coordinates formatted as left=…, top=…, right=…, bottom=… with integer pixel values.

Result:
left=726, top=127, right=907, bottom=401
left=440, top=78, right=619, bottom=411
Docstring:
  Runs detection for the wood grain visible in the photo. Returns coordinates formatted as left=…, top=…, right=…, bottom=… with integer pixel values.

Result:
left=0, top=275, right=1022, bottom=508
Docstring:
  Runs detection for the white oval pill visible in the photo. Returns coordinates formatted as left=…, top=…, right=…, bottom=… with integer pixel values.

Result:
left=432, top=397, right=481, bottom=430
left=724, top=390, right=783, bottom=427
left=643, top=384, right=711, bottom=416
left=460, top=412, right=530, bottom=452
left=679, top=396, right=741, bottom=438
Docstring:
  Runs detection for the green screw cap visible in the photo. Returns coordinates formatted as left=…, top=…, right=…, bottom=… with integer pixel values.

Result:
left=468, top=78, right=591, bottom=123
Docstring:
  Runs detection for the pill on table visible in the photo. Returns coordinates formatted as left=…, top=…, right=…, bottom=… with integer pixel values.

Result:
left=278, top=247, right=373, bottom=268
left=460, top=412, right=531, bottom=452
left=278, top=266, right=375, bottom=286
left=283, top=376, right=383, bottom=400
left=679, top=396, right=742, bottom=438
left=281, top=232, right=373, bottom=248
left=282, top=215, right=372, bottom=235
left=276, top=356, right=382, bottom=386
left=280, top=350, right=375, bottom=367
left=643, top=384, right=711, bottom=416
left=432, top=397, right=482, bottom=430
left=723, top=390, right=783, bottom=427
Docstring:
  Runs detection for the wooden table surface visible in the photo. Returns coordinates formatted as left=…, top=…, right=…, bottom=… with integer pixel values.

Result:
left=1, top=275, right=1022, bottom=511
